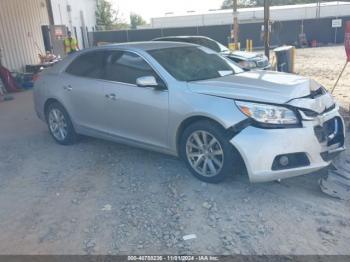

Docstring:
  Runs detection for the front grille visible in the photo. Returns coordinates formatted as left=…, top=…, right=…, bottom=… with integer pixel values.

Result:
left=314, top=117, right=344, bottom=146
left=300, top=104, right=336, bottom=118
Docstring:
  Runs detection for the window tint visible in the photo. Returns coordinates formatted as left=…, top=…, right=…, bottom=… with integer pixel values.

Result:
left=173, top=38, right=192, bottom=44
left=191, top=38, right=221, bottom=52
left=163, top=38, right=181, bottom=42
left=66, top=51, right=105, bottom=78
left=157, top=38, right=189, bottom=43
left=104, top=51, right=161, bottom=85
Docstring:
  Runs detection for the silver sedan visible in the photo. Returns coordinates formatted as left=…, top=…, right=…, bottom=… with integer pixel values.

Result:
left=33, top=42, right=345, bottom=183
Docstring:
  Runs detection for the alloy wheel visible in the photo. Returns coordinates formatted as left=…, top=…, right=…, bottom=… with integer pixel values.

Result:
left=186, top=130, right=224, bottom=177
left=48, top=108, right=68, bottom=141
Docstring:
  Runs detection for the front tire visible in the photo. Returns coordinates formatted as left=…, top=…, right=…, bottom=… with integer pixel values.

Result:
left=180, top=120, right=239, bottom=183
left=46, top=102, right=77, bottom=145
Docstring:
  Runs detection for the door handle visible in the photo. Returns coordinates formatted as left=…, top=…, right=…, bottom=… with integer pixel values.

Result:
left=63, top=85, right=73, bottom=91
left=105, top=93, right=117, bottom=100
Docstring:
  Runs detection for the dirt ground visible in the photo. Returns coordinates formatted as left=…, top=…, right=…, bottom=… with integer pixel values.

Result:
left=0, top=46, right=349, bottom=255
left=294, top=45, right=350, bottom=120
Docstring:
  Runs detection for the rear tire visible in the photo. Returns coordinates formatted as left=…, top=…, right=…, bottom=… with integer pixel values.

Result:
left=180, top=120, right=239, bottom=183
left=46, top=102, right=77, bottom=145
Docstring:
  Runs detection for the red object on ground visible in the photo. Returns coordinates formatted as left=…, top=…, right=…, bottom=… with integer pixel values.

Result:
left=345, top=21, right=350, bottom=62
left=311, top=40, right=317, bottom=48
left=0, top=65, right=20, bottom=93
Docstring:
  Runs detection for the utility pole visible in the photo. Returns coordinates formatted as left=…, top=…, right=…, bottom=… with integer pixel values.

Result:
left=232, top=0, right=239, bottom=50
left=316, top=1, right=321, bottom=18
left=264, top=0, right=270, bottom=59
left=0, top=47, right=3, bottom=66
left=45, top=0, right=55, bottom=25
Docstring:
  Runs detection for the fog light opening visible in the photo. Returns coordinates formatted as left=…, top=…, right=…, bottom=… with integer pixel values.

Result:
left=272, top=153, right=310, bottom=171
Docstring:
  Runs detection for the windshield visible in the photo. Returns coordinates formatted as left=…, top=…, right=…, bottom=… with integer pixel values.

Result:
left=148, top=46, right=243, bottom=82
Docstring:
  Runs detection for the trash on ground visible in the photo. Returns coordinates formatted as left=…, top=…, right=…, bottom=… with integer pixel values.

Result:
left=320, top=151, right=350, bottom=201
left=202, top=202, right=211, bottom=209
left=183, top=234, right=197, bottom=241
left=101, top=204, right=112, bottom=211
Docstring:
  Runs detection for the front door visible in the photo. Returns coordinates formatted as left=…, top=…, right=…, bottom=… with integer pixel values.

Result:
left=101, top=50, right=169, bottom=149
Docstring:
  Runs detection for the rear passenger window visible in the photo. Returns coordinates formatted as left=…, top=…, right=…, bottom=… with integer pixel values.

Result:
left=66, top=51, right=105, bottom=79
left=104, top=51, right=161, bottom=85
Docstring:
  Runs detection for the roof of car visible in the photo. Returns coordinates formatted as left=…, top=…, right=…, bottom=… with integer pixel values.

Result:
left=154, top=36, right=209, bottom=40
left=93, top=41, right=196, bottom=51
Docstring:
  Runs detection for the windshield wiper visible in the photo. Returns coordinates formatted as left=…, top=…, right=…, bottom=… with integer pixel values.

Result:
left=187, top=73, right=234, bottom=82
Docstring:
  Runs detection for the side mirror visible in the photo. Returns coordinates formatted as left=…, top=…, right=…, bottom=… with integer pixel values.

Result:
left=136, top=76, right=166, bottom=90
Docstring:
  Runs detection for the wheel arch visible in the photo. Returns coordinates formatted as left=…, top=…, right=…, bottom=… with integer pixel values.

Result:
left=43, top=97, right=78, bottom=144
left=176, top=115, right=231, bottom=155
left=43, top=98, right=72, bottom=123
left=176, top=115, right=248, bottom=180
left=44, top=98, right=60, bottom=115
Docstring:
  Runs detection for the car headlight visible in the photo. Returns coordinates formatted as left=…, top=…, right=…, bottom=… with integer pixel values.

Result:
left=239, top=60, right=257, bottom=69
left=235, top=101, right=299, bottom=125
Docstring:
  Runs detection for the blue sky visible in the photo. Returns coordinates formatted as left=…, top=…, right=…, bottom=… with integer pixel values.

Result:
left=112, top=0, right=224, bottom=22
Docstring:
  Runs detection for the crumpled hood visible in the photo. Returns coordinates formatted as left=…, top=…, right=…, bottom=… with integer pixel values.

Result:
left=230, top=50, right=260, bottom=60
left=188, top=70, right=322, bottom=105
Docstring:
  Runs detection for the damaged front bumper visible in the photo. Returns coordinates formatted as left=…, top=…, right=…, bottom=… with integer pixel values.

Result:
left=230, top=106, right=345, bottom=183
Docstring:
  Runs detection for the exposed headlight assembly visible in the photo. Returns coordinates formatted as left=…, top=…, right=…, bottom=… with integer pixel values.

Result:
left=235, top=101, right=300, bottom=126
left=239, top=60, right=257, bottom=69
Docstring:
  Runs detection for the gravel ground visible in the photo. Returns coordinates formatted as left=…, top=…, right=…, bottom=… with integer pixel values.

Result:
left=0, top=46, right=349, bottom=255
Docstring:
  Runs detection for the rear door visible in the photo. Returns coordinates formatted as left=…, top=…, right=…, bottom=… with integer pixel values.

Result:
left=62, top=51, right=107, bottom=131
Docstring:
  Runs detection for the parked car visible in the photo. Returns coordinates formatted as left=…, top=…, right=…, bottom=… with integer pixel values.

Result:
left=33, top=42, right=345, bottom=183
left=153, top=36, right=271, bottom=71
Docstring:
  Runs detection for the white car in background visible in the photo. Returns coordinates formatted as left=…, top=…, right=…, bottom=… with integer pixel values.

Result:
left=153, top=36, right=271, bottom=70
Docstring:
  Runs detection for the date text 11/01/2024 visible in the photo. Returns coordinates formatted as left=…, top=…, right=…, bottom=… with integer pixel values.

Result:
left=127, top=256, right=219, bottom=261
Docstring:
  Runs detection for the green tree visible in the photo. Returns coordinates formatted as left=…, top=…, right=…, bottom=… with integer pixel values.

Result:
left=130, top=13, right=146, bottom=29
left=96, top=0, right=125, bottom=30
left=221, top=0, right=255, bottom=9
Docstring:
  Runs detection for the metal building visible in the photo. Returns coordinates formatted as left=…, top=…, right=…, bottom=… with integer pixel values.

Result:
left=148, top=1, right=350, bottom=29
left=49, top=0, right=96, bottom=50
left=0, top=0, right=49, bottom=72
left=0, top=0, right=97, bottom=72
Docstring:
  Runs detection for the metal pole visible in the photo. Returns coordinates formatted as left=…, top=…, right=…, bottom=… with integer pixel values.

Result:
left=0, top=47, right=3, bottom=66
left=264, top=0, right=270, bottom=59
left=45, top=0, right=55, bottom=25
left=316, top=1, right=321, bottom=18
left=334, top=2, right=339, bottom=44
left=331, top=61, right=348, bottom=94
left=335, top=26, right=338, bottom=44
left=232, top=0, right=239, bottom=49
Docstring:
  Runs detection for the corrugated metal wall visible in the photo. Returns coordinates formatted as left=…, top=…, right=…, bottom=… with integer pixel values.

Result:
left=150, top=2, right=350, bottom=29
left=0, top=0, right=49, bottom=71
